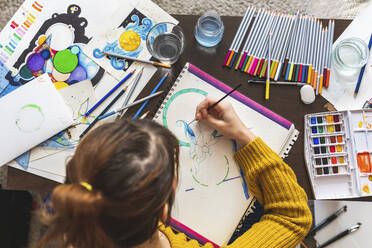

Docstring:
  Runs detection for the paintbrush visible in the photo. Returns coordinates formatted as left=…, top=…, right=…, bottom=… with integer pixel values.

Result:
left=104, top=52, right=171, bottom=68
left=188, top=84, right=242, bottom=125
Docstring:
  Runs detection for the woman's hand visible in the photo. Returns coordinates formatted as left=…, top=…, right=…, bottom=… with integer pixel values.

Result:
left=195, top=97, right=256, bottom=146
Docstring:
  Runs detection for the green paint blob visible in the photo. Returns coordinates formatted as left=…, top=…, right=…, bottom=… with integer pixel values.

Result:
left=53, top=49, right=78, bottom=73
left=19, top=64, right=34, bottom=80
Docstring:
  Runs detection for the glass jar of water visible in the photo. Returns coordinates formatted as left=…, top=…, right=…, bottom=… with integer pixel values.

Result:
left=333, top=37, right=369, bottom=75
left=194, top=11, right=224, bottom=47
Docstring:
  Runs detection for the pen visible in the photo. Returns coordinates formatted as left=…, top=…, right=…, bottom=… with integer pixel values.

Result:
left=316, top=222, right=361, bottom=248
left=308, top=205, right=347, bottom=236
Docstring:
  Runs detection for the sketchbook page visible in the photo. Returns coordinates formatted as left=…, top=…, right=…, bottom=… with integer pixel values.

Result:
left=314, top=200, right=372, bottom=248
left=153, top=65, right=291, bottom=245
left=83, top=0, right=177, bottom=81
left=0, top=74, right=73, bottom=167
left=322, top=2, right=372, bottom=111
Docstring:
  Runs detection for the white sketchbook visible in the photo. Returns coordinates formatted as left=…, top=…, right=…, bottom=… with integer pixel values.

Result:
left=153, top=63, right=298, bottom=246
left=0, top=74, right=74, bottom=167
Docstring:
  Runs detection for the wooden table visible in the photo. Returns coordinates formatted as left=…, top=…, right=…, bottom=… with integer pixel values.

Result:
left=7, top=15, right=368, bottom=201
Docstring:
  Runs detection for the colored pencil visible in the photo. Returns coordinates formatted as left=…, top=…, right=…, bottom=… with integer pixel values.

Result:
left=103, top=52, right=171, bottom=68
left=132, top=73, right=168, bottom=119
left=98, top=91, right=164, bottom=120
left=227, top=6, right=255, bottom=67
left=354, top=33, right=372, bottom=96
left=266, top=30, right=272, bottom=100
left=80, top=86, right=128, bottom=138
left=225, top=6, right=252, bottom=66
left=139, top=111, right=150, bottom=119
left=248, top=79, right=306, bottom=86
left=117, top=67, right=144, bottom=119
left=237, top=9, right=264, bottom=70
left=84, top=70, right=135, bottom=116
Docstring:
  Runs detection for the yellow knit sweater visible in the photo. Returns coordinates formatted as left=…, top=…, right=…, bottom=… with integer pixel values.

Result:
left=159, top=137, right=312, bottom=248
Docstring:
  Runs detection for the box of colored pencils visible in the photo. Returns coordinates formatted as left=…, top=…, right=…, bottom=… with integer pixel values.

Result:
left=224, top=7, right=334, bottom=95
left=304, top=110, right=372, bottom=199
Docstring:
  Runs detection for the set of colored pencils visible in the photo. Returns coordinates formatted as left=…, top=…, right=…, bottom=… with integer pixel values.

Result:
left=282, top=17, right=334, bottom=95
left=223, top=7, right=334, bottom=95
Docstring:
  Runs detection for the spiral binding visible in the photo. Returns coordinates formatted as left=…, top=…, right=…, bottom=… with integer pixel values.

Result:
left=154, top=63, right=189, bottom=120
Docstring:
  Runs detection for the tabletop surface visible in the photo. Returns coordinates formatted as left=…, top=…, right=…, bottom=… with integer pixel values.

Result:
left=6, top=15, right=369, bottom=201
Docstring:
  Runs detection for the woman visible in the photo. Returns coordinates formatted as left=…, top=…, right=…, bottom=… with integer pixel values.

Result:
left=39, top=97, right=312, bottom=248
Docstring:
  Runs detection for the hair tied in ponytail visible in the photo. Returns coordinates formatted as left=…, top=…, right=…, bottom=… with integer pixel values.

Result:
left=80, top=182, right=93, bottom=191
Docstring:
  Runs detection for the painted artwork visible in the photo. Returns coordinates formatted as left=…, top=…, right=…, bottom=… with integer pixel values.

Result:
left=83, top=0, right=177, bottom=81
left=4, top=4, right=104, bottom=90
left=93, top=9, right=152, bottom=72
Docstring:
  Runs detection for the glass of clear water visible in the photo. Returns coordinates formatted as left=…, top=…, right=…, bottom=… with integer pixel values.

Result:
left=194, top=11, right=224, bottom=47
left=333, top=37, right=369, bottom=83
left=146, top=22, right=185, bottom=65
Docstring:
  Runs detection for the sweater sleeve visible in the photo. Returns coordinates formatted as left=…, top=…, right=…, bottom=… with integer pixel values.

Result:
left=224, top=137, right=312, bottom=248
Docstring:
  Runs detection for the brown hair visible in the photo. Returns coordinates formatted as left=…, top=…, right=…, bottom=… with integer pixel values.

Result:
left=38, top=119, right=180, bottom=248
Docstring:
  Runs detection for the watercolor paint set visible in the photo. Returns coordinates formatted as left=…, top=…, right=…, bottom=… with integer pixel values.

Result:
left=304, top=110, right=372, bottom=199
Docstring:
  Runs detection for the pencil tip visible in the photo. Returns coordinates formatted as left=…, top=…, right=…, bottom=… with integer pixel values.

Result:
left=132, top=69, right=136, bottom=73
left=165, top=73, right=169, bottom=76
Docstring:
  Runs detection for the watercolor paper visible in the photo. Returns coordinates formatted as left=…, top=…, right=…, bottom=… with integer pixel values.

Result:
left=0, top=74, right=73, bottom=166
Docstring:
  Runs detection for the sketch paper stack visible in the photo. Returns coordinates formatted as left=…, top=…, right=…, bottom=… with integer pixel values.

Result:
left=0, top=74, right=73, bottom=167
left=153, top=63, right=298, bottom=245
left=0, top=0, right=175, bottom=181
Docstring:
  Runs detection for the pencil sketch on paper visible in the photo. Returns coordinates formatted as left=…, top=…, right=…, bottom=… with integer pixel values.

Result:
left=161, top=87, right=241, bottom=192
left=177, top=120, right=231, bottom=188
left=15, top=104, right=44, bottom=133
left=92, top=8, right=153, bottom=72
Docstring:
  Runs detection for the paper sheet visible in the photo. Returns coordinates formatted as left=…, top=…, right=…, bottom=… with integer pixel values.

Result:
left=322, top=2, right=372, bottom=110
left=83, top=0, right=177, bottom=81
left=0, top=74, right=73, bottom=166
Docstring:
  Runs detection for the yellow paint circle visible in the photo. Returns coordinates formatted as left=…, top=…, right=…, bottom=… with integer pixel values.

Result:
left=53, top=81, right=69, bottom=90
left=119, top=30, right=141, bottom=51
left=38, top=36, right=47, bottom=46
left=362, top=185, right=370, bottom=194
